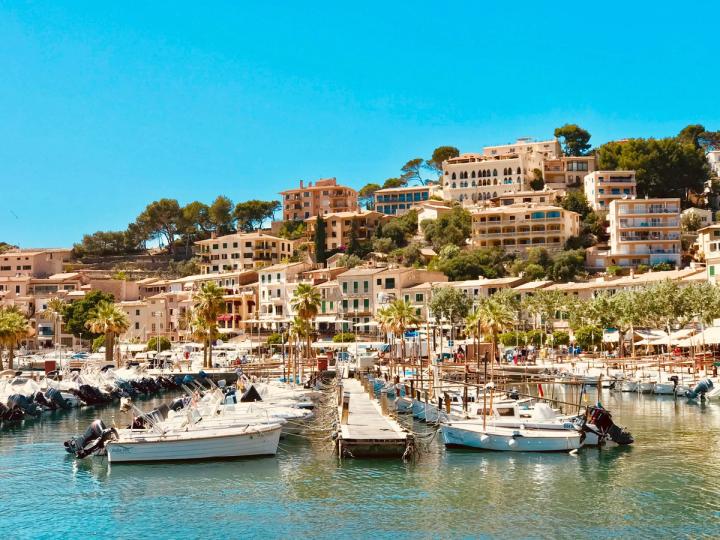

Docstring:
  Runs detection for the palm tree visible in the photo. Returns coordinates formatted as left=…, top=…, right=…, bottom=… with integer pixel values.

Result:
left=193, top=282, right=226, bottom=368
left=40, top=297, right=65, bottom=351
left=291, top=283, right=321, bottom=378
left=0, top=307, right=32, bottom=370
left=288, top=315, right=311, bottom=382
left=464, top=306, right=484, bottom=366
left=376, top=299, right=420, bottom=371
left=85, top=300, right=130, bottom=366
left=477, top=295, right=515, bottom=372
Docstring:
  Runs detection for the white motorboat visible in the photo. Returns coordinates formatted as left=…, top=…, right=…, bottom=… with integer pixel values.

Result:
left=106, top=423, right=283, bottom=463
left=441, top=422, right=583, bottom=452
left=620, top=380, right=638, bottom=392
left=637, top=380, right=656, bottom=394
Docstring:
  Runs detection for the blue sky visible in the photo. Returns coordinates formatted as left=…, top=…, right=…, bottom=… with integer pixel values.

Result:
left=2, top=1, right=718, bottom=247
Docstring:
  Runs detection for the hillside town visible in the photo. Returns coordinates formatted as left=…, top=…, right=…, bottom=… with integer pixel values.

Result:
left=2, top=125, right=720, bottom=357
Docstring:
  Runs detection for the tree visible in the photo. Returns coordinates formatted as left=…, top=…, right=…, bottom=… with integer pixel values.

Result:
left=681, top=212, right=703, bottom=233
left=597, top=137, right=709, bottom=199
left=432, top=247, right=510, bottom=281
left=554, top=124, right=592, bottom=156
left=336, top=254, right=362, bottom=268
left=209, top=196, right=235, bottom=234
left=376, top=299, right=420, bottom=363
left=477, top=293, right=516, bottom=365
left=678, top=124, right=707, bottom=149
left=85, top=300, right=130, bottom=366
left=429, top=286, right=473, bottom=326
left=560, top=190, right=591, bottom=219
left=347, top=220, right=361, bottom=255
left=233, top=200, right=280, bottom=232
left=193, top=282, right=226, bottom=368
left=401, top=158, right=426, bottom=185
left=421, top=206, right=472, bottom=250
left=40, top=297, right=66, bottom=350
left=427, top=146, right=460, bottom=176
left=135, top=199, right=182, bottom=254
left=291, top=283, right=321, bottom=379
left=372, top=237, right=395, bottom=253
left=278, top=220, right=306, bottom=240
left=358, top=183, right=381, bottom=209
left=530, top=168, right=544, bottom=191
left=148, top=336, right=172, bottom=352
left=0, top=307, right=31, bottom=370
left=62, top=290, right=116, bottom=341
left=548, top=249, right=586, bottom=282
left=382, top=177, right=406, bottom=189
left=181, top=201, right=212, bottom=239
left=314, top=216, right=327, bottom=264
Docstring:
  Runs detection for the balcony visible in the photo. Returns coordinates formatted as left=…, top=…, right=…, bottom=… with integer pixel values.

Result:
left=619, top=234, right=680, bottom=242
left=618, top=219, right=679, bottom=228
left=618, top=206, right=679, bottom=215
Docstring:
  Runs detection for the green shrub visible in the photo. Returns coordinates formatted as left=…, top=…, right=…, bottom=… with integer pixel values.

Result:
left=147, top=336, right=171, bottom=352
left=332, top=332, right=356, bottom=343
left=551, top=331, right=570, bottom=346
left=92, top=335, right=105, bottom=352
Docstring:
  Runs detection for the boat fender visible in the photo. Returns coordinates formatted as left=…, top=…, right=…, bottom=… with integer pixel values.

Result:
left=569, top=449, right=578, bottom=456
left=508, top=438, right=517, bottom=448
left=479, top=434, right=489, bottom=443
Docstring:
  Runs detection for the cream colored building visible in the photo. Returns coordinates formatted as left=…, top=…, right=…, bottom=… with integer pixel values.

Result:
left=374, top=184, right=441, bottom=215
left=592, top=198, right=682, bottom=269
left=305, top=210, right=387, bottom=252
left=695, top=224, right=720, bottom=260
left=470, top=203, right=580, bottom=253
left=491, top=189, right=562, bottom=207
left=682, top=207, right=713, bottom=230
left=483, top=138, right=561, bottom=159
left=583, top=171, right=637, bottom=211
left=280, top=177, right=358, bottom=221
left=196, top=232, right=294, bottom=274
left=707, top=150, right=720, bottom=178
left=0, top=248, right=71, bottom=278
left=258, top=262, right=312, bottom=325
left=543, top=156, right=596, bottom=189
left=442, top=153, right=529, bottom=204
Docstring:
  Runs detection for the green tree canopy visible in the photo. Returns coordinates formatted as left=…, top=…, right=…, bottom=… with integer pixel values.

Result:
left=62, top=290, right=116, bottom=341
left=427, top=146, right=460, bottom=175
left=314, top=216, right=327, bottom=264
left=134, top=198, right=183, bottom=253
left=209, top=196, right=235, bottom=234
left=234, top=200, right=280, bottom=232
left=432, top=247, right=510, bottom=281
left=421, top=206, right=471, bottom=250
left=429, top=286, right=472, bottom=325
left=382, top=177, right=406, bottom=189
left=358, top=183, right=382, bottom=209
left=560, top=190, right=592, bottom=219
left=554, top=124, right=592, bottom=156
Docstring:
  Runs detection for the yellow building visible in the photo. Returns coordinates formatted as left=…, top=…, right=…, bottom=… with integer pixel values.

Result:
left=195, top=232, right=294, bottom=274
left=470, top=203, right=580, bottom=253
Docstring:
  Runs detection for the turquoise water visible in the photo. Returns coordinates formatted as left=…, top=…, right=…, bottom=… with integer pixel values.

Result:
left=1, top=389, right=720, bottom=539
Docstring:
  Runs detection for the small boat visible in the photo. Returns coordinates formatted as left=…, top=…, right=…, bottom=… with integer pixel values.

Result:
left=395, top=396, right=413, bottom=413
left=620, top=380, right=638, bottom=392
left=441, top=422, right=582, bottom=452
left=637, top=380, right=656, bottom=394
left=106, top=423, right=283, bottom=463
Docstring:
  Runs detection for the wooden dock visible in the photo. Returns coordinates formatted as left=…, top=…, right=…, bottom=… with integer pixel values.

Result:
left=336, top=377, right=412, bottom=459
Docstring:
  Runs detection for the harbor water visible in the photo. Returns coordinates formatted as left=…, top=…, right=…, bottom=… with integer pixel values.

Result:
left=1, top=388, right=719, bottom=539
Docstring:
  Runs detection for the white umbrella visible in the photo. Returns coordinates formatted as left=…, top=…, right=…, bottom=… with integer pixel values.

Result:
left=354, top=321, right=379, bottom=328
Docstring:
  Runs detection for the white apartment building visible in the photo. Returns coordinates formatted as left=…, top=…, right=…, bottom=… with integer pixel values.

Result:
left=257, top=262, right=312, bottom=324
left=543, top=156, right=596, bottom=189
left=584, top=171, right=637, bottom=211
left=470, top=203, right=581, bottom=254
left=590, top=198, right=682, bottom=269
left=482, top=138, right=561, bottom=159
left=196, top=232, right=295, bottom=274
left=708, top=150, right=720, bottom=178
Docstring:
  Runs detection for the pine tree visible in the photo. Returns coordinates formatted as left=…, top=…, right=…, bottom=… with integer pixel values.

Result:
left=314, top=215, right=327, bottom=264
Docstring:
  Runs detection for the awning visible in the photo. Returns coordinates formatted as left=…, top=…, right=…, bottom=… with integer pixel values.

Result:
left=315, top=315, right=337, bottom=323
left=675, top=326, right=720, bottom=347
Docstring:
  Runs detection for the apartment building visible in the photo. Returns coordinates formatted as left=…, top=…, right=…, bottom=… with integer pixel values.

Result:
left=482, top=138, right=561, bottom=159
left=195, top=232, right=294, bottom=274
left=708, top=150, right=720, bottom=178
left=492, top=189, right=562, bottom=207
left=280, top=178, right=358, bottom=221
left=695, top=224, right=720, bottom=259
left=470, top=204, right=581, bottom=254
left=336, top=266, right=447, bottom=328
left=442, top=153, right=529, bottom=204
left=543, top=156, right=596, bottom=189
left=304, top=210, right=387, bottom=252
left=583, top=171, right=637, bottom=211
left=374, top=184, right=441, bottom=215
left=0, top=248, right=71, bottom=278
left=258, top=262, right=312, bottom=324
left=588, top=198, right=681, bottom=269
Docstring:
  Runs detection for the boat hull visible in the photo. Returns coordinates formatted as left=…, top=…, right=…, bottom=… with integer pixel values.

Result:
left=107, top=425, right=282, bottom=463
left=441, top=424, right=582, bottom=452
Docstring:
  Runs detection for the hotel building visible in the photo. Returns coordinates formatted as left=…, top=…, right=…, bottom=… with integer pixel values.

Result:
left=280, top=178, right=358, bottom=221
left=195, top=232, right=294, bottom=274
left=588, top=198, right=681, bottom=269
left=470, top=203, right=580, bottom=253
left=583, top=171, right=637, bottom=211
left=374, top=184, right=441, bottom=215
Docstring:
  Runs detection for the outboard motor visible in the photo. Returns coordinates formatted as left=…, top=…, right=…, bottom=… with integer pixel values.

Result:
left=169, top=396, right=189, bottom=411
left=128, top=404, right=170, bottom=429
left=507, top=388, right=520, bottom=400
left=33, top=391, right=58, bottom=411
left=685, top=378, right=713, bottom=400
left=240, top=385, right=263, bottom=403
left=7, top=394, right=42, bottom=417
left=46, top=388, right=70, bottom=409
left=0, top=401, right=25, bottom=422
left=583, top=406, right=634, bottom=445
left=63, top=419, right=118, bottom=459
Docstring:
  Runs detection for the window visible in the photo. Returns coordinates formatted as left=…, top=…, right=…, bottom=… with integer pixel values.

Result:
left=342, top=282, right=348, bottom=293
left=363, top=280, right=369, bottom=292
left=385, top=278, right=396, bottom=289
left=711, top=266, right=716, bottom=276
left=415, top=293, right=424, bottom=302
left=353, top=299, right=359, bottom=310
left=363, top=298, right=370, bottom=309
left=135, top=309, right=140, bottom=316
left=134, top=322, right=140, bottom=330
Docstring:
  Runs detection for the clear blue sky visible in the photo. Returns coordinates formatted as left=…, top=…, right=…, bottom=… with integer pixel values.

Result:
left=2, top=1, right=718, bottom=247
